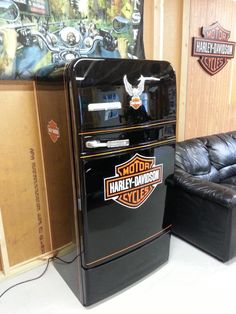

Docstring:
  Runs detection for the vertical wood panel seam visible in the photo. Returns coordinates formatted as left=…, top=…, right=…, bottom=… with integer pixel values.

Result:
left=153, top=0, right=161, bottom=59
left=143, top=0, right=154, bottom=59
left=0, top=208, right=10, bottom=274
left=159, top=0, right=164, bottom=59
left=178, top=0, right=191, bottom=141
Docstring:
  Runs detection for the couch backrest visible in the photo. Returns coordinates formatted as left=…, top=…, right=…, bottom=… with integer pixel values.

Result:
left=176, top=131, right=236, bottom=183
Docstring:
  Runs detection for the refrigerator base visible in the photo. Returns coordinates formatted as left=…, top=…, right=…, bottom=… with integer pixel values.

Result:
left=81, top=231, right=170, bottom=306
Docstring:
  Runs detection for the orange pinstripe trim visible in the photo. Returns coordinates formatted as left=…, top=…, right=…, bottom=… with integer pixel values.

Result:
left=85, top=224, right=172, bottom=267
left=79, top=120, right=176, bottom=136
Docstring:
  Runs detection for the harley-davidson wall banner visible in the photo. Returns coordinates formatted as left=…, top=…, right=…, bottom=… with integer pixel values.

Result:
left=0, top=0, right=144, bottom=79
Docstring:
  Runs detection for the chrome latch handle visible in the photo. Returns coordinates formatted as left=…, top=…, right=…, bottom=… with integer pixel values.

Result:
left=86, top=139, right=130, bottom=149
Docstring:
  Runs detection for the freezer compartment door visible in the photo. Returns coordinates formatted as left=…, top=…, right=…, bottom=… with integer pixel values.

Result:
left=69, top=58, right=176, bottom=131
left=79, top=143, right=175, bottom=268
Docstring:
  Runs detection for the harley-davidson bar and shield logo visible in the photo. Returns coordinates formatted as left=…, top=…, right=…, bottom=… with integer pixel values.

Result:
left=104, top=154, right=163, bottom=209
left=47, top=120, right=60, bottom=143
left=192, top=22, right=235, bottom=75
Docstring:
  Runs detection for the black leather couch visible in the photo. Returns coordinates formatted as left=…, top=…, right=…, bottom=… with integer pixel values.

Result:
left=164, top=131, right=236, bottom=262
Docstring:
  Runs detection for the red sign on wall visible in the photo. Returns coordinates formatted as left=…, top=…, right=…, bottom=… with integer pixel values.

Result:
left=192, top=22, right=235, bottom=75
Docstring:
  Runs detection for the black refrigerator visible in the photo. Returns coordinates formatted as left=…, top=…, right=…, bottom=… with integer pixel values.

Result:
left=35, top=58, right=176, bottom=306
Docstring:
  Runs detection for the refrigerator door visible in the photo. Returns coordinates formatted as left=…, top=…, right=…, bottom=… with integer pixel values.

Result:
left=68, top=58, right=176, bottom=132
left=79, top=142, right=175, bottom=268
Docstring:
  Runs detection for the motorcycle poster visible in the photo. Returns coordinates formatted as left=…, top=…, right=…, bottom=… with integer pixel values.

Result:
left=0, top=0, right=144, bottom=79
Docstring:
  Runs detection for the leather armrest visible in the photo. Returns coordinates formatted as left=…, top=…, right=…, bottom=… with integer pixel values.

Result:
left=172, top=168, right=236, bottom=208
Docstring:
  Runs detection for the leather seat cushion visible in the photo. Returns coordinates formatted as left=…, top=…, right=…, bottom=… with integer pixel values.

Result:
left=221, top=175, right=236, bottom=186
left=206, top=133, right=236, bottom=171
left=176, top=139, right=211, bottom=175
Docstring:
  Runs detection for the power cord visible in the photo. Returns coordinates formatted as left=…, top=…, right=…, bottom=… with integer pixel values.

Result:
left=0, top=254, right=80, bottom=299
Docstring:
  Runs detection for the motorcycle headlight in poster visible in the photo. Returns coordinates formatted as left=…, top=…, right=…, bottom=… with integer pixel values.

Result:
left=0, top=0, right=145, bottom=79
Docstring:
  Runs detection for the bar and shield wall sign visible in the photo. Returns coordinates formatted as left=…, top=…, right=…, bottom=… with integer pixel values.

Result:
left=192, top=22, right=235, bottom=75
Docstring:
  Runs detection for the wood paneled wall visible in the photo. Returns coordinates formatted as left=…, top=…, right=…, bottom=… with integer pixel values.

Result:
left=144, top=0, right=184, bottom=139
left=144, top=0, right=236, bottom=141
left=144, top=0, right=155, bottom=59
left=183, top=0, right=236, bottom=140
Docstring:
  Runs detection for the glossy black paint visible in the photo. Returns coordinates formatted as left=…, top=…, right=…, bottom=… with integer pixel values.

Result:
left=36, top=58, right=176, bottom=306
left=68, top=58, right=176, bottom=131
left=82, top=232, right=171, bottom=306
left=67, top=59, right=176, bottom=271
left=81, top=123, right=176, bottom=155
left=81, top=144, right=175, bottom=267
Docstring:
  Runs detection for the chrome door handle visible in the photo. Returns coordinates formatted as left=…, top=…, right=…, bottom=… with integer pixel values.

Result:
left=86, top=139, right=130, bottom=149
